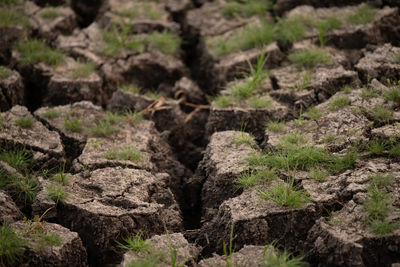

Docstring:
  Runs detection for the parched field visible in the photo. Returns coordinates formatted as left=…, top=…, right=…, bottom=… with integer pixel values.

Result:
left=0, top=0, right=400, bottom=266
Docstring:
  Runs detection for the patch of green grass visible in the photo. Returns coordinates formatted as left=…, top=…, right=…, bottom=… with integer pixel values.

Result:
left=0, top=223, right=24, bottom=266
left=121, top=83, right=141, bottom=94
left=127, top=252, right=165, bottom=267
left=247, top=144, right=357, bottom=174
left=279, top=132, right=306, bottom=147
left=211, top=21, right=274, bottom=56
left=37, top=233, right=63, bottom=247
left=306, top=106, right=322, bottom=120
left=288, top=48, right=330, bottom=68
left=347, top=4, right=377, bottom=25
left=47, top=184, right=67, bottom=203
left=14, top=39, right=64, bottom=66
left=71, top=61, right=95, bottom=79
left=292, top=72, right=312, bottom=91
left=249, top=96, right=272, bottom=108
left=90, top=120, right=117, bottom=137
left=309, top=168, right=328, bottom=182
left=0, top=147, right=32, bottom=170
left=384, top=87, right=400, bottom=103
left=322, top=134, right=335, bottom=144
left=51, top=168, right=68, bottom=185
left=263, top=246, right=308, bottom=267
left=214, top=95, right=233, bottom=107
left=43, top=108, right=60, bottom=119
left=235, top=169, right=277, bottom=188
left=0, top=8, right=29, bottom=27
left=222, top=0, right=272, bottom=18
left=123, top=3, right=163, bottom=20
left=233, top=132, right=255, bottom=148
left=274, top=16, right=307, bottom=48
left=1, top=0, right=21, bottom=5
left=369, top=173, right=394, bottom=189
left=389, top=143, right=400, bottom=157
left=371, top=104, right=394, bottom=123
left=117, top=233, right=151, bottom=252
left=39, top=7, right=59, bottom=19
left=15, top=117, right=34, bottom=129
left=266, top=121, right=284, bottom=132
left=393, top=53, right=400, bottom=63
left=122, top=111, right=144, bottom=124
left=360, top=87, right=378, bottom=98
left=12, top=175, right=38, bottom=205
left=147, top=30, right=180, bottom=55
left=101, top=24, right=144, bottom=56
left=259, top=179, right=310, bottom=208
left=370, top=219, right=397, bottom=235
left=368, top=140, right=387, bottom=156
left=0, top=66, right=12, bottom=79
left=104, top=147, right=143, bottom=162
left=342, top=84, right=354, bottom=94
left=64, top=118, right=82, bottom=133
left=328, top=96, right=350, bottom=111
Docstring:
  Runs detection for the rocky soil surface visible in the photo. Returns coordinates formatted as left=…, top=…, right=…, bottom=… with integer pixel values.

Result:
left=1, top=0, right=400, bottom=266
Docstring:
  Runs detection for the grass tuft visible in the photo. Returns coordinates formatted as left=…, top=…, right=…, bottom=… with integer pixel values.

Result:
left=0, top=9, right=29, bottom=27
left=104, top=147, right=143, bottom=162
left=117, top=233, right=151, bottom=252
left=259, top=179, right=310, bottom=209
left=368, top=140, right=387, bottom=156
left=263, top=245, right=308, bottom=267
left=47, top=184, right=67, bottom=203
left=347, top=4, right=377, bottom=25
left=0, top=148, right=32, bottom=171
left=288, top=48, right=330, bottom=68
left=43, top=108, right=60, bottom=119
left=266, top=121, right=284, bottom=133
left=71, top=61, right=95, bottom=79
left=14, top=39, right=64, bottom=66
left=371, top=104, right=394, bottom=123
left=328, top=96, right=350, bottom=111
left=15, top=117, right=34, bottom=129
left=64, top=118, right=82, bottom=133
left=147, top=30, right=180, bottom=55
left=235, top=169, right=277, bottom=188
left=222, top=0, right=272, bottom=18
left=0, top=223, right=24, bottom=266
left=233, top=133, right=255, bottom=148
left=306, top=106, right=322, bottom=120
left=274, top=16, right=307, bottom=48
left=39, top=7, right=59, bottom=19
left=0, top=66, right=12, bottom=79
left=90, top=120, right=117, bottom=137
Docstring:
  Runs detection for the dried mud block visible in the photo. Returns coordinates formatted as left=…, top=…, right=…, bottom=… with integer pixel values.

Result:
left=197, top=131, right=255, bottom=217
left=0, top=190, right=23, bottom=223
left=206, top=102, right=289, bottom=138
left=356, top=44, right=400, bottom=83
left=305, top=159, right=400, bottom=266
left=265, top=99, right=370, bottom=152
left=0, top=106, right=64, bottom=159
left=98, top=0, right=180, bottom=34
left=34, top=101, right=104, bottom=157
left=11, top=221, right=88, bottom=267
left=56, top=23, right=189, bottom=94
left=198, top=188, right=317, bottom=255
left=371, top=123, right=400, bottom=140
left=0, top=68, right=25, bottom=112
left=41, top=167, right=182, bottom=265
left=28, top=2, right=77, bottom=41
left=120, top=233, right=200, bottom=267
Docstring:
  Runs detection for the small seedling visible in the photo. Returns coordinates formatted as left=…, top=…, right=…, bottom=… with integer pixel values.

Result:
left=101, top=23, right=144, bottom=56
left=104, top=147, right=143, bottom=162
left=51, top=167, right=68, bottom=185
left=289, top=48, right=330, bottom=68
left=262, top=244, right=308, bottom=267
left=370, top=219, right=397, bottom=235
left=0, top=223, right=24, bottom=266
left=383, top=87, right=400, bottom=103
left=328, top=96, right=350, bottom=111
left=266, top=121, right=284, bottom=132
left=15, top=117, right=34, bottom=129
left=116, top=233, right=151, bottom=252
left=47, top=184, right=67, bottom=203
left=12, top=175, right=38, bottom=205
left=14, top=39, right=64, bottom=66
left=64, top=118, right=82, bottom=133
left=347, top=4, right=376, bottom=25
left=43, top=108, right=60, bottom=119
left=360, top=87, right=378, bottom=98
left=71, top=61, right=95, bottom=79
left=0, top=66, right=12, bottom=79
left=214, top=95, right=233, bottom=107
